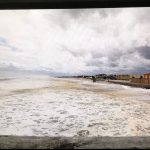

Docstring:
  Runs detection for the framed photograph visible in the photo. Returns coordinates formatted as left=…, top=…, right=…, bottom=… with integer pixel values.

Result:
left=0, top=0, right=150, bottom=149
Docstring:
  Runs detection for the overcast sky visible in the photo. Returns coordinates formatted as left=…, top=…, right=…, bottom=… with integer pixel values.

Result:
left=0, top=8, right=150, bottom=76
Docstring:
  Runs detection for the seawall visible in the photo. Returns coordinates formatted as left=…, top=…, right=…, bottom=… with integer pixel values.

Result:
left=0, top=136, right=150, bottom=149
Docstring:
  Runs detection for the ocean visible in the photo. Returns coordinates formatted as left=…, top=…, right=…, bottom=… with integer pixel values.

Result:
left=0, top=73, right=150, bottom=137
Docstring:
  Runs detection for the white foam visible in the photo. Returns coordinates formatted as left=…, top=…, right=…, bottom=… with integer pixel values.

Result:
left=0, top=77, right=150, bottom=137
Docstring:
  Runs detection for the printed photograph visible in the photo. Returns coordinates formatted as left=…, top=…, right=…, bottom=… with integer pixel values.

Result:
left=0, top=8, right=150, bottom=146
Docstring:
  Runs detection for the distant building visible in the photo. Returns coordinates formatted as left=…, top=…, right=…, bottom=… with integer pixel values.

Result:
left=129, top=74, right=144, bottom=79
left=129, top=74, right=144, bottom=81
left=143, top=73, right=150, bottom=84
left=131, top=73, right=150, bottom=85
left=116, top=75, right=130, bottom=80
left=144, top=73, right=150, bottom=79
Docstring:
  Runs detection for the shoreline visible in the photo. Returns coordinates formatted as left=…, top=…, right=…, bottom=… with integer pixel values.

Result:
left=75, top=77, right=150, bottom=89
left=107, top=80, right=150, bottom=89
left=0, top=135, right=150, bottom=149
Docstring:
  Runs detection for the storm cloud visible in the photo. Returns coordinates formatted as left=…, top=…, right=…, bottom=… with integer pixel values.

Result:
left=0, top=8, right=150, bottom=75
left=137, top=46, right=150, bottom=59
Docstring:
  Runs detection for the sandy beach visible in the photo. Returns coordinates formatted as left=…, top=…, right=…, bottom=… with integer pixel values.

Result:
left=0, top=76, right=150, bottom=137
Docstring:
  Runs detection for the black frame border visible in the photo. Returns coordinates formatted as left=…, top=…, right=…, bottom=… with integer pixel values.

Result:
left=0, top=0, right=150, bottom=9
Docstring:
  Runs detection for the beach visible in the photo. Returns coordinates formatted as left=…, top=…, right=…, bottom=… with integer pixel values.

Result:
left=0, top=76, right=150, bottom=137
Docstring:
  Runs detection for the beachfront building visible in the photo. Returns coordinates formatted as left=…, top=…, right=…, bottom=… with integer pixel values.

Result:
left=129, top=74, right=144, bottom=79
left=129, top=74, right=144, bottom=82
left=131, top=73, right=150, bottom=85
left=144, top=73, right=150, bottom=79
left=143, top=73, right=150, bottom=84
left=116, top=74, right=130, bottom=80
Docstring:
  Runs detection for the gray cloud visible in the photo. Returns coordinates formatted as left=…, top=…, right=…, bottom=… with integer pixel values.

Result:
left=0, top=8, right=150, bottom=75
left=64, top=8, right=123, bottom=19
left=51, top=8, right=123, bottom=30
left=0, top=37, right=7, bottom=45
left=137, top=46, right=150, bottom=59
left=0, top=37, right=20, bottom=52
left=135, top=7, right=150, bottom=24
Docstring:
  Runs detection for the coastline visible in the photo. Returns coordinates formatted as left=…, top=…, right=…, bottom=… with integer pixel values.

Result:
left=107, top=80, right=150, bottom=89
left=76, top=77, right=150, bottom=89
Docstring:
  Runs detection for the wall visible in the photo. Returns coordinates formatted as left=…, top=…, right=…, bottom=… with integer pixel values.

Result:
left=131, top=78, right=150, bottom=85
left=116, top=75, right=130, bottom=80
left=144, top=74, right=150, bottom=79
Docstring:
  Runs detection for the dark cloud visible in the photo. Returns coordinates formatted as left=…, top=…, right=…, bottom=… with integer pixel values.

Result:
left=63, top=9, right=96, bottom=19
left=1, top=8, right=150, bottom=75
left=63, top=9, right=85, bottom=19
left=91, top=51, right=103, bottom=59
left=39, top=8, right=150, bottom=75
left=64, top=8, right=123, bottom=19
left=109, top=61, right=119, bottom=67
left=129, top=66, right=150, bottom=74
left=57, top=8, right=122, bottom=30
left=0, top=37, right=7, bottom=45
left=137, top=46, right=150, bottom=59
